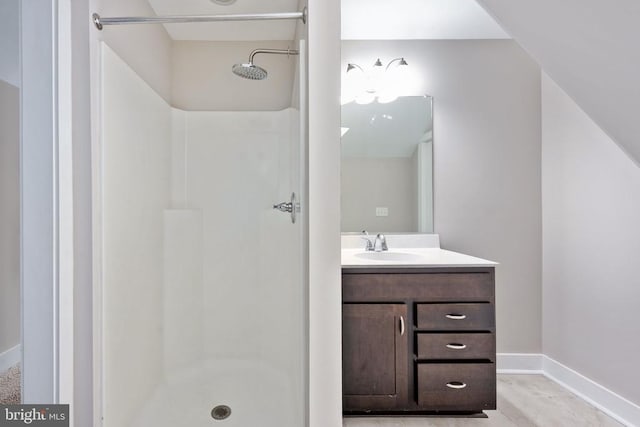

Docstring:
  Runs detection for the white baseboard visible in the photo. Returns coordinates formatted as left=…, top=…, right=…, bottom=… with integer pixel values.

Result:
left=497, top=353, right=543, bottom=374
left=543, top=355, right=640, bottom=427
left=497, top=353, right=639, bottom=426
left=0, top=344, right=21, bottom=372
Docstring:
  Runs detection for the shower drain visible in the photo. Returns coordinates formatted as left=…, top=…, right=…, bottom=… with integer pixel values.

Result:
left=211, top=405, right=232, bottom=421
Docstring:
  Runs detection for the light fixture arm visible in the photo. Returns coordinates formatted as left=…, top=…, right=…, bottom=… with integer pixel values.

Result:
left=385, top=57, right=408, bottom=70
left=346, top=63, right=365, bottom=73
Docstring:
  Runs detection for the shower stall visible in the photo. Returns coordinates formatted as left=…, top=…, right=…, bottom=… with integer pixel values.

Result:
left=94, top=7, right=307, bottom=427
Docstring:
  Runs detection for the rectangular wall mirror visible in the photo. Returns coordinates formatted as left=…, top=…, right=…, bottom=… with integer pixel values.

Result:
left=341, top=95, right=434, bottom=233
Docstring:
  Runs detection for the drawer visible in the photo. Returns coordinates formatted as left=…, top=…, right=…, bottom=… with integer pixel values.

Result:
left=416, top=363, right=496, bottom=411
left=416, top=303, right=494, bottom=330
left=416, top=333, right=495, bottom=361
left=342, top=271, right=494, bottom=303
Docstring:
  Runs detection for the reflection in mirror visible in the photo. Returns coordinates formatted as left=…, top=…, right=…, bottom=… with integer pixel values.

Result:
left=341, top=96, right=433, bottom=233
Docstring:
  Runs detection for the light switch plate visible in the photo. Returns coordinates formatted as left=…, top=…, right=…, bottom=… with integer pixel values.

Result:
left=375, top=207, right=389, bottom=217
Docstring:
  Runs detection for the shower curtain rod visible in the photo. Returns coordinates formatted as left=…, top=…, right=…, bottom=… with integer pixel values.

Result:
left=92, top=8, right=307, bottom=30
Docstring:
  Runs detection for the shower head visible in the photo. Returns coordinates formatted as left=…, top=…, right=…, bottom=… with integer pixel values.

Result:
left=232, top=62, right=268, bottom=80
left=232, top=48, right=299, bottom=81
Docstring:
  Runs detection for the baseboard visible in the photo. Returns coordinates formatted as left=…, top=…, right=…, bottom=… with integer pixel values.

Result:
left=543, top=355, right=640, bottom=427
left=496, top=353, right=543, bottom=374
left=0, top=345, right=21, bottom=372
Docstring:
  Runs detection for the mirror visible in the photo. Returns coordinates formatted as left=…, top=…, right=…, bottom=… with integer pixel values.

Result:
left=341, top=95, right=433, bottom=233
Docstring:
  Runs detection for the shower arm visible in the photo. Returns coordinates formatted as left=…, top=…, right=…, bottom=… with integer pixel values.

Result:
left=248, top=48, right=299, bottom=64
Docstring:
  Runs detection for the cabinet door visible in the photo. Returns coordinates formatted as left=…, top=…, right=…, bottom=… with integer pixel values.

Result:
left=343, top=304, right=408, bottom=411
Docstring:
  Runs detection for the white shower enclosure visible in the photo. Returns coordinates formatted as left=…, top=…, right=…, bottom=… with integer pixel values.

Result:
left=95, top=41, right=307, bottom=427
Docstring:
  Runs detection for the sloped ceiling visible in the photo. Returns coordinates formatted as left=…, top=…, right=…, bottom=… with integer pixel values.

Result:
left=146, top=0, right=299, bottom=40
left=476, top=0, right=640, bottom=165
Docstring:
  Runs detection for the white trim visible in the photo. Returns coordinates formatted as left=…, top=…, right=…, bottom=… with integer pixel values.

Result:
left=0, top=345, right=21, bottom=372
left=56, top=0, right=75, bottom=419
left=543, top=355, right=640, bottom=427
left=497, top=353, right=640, bottom=426
left=496, top=352, right=543, bottom=374
left=90, top=40, right=105, bottom=427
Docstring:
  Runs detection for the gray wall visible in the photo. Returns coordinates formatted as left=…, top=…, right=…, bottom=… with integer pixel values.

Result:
left=0, top=0, right=20, bottom=360
left=0, top=79, right=20, bottom=357
left=72, top=0, right=94, bottom=424
left=0, top=0, right=20, bottom=87
left=343, top=40, right=542, bottom=353
left=542, top=74, right=640, bottom=405
left=21, top=0, right=57, bottom=403
left=341, top=157, right=417, bottom=232
left=171, top=40, right=296, bottom=111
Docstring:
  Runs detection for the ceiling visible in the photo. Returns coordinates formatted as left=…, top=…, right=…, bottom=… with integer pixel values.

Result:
left=146, top=0, right=300, bottom=41
left=146, top=0, right=508, bottom=41
left=342, top=0, right=509, bottom=40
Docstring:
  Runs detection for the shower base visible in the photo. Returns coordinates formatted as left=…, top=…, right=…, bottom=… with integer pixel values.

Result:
left=131, top=359, right=299, bottom=427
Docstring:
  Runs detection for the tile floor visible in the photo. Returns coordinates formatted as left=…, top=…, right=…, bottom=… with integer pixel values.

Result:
left=343, top=374, right=623, bottom=427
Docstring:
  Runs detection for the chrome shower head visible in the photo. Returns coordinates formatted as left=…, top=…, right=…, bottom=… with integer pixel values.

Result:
left=232, top=48, right=299, bottom=81
left=232, top=62, right=268, bottom=80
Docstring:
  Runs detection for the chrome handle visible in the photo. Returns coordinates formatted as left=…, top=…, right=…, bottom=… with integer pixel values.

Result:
left=273, top=201, right=293, bottom=213
left=399, top=316, right=405, bottom=336
left=273, top=192, right=299, bottom=223
left=445, top=314, right=467, bottom=320
left=446, top=382, right=467, bottom=389
left=446, top=343, right=467, bottom=350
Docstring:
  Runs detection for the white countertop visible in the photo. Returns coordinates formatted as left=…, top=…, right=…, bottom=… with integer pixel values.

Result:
left=341, top=234, right=498, bottom=268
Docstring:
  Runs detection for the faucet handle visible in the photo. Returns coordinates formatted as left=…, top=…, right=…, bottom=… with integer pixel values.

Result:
left=361, top=230, right=374, bottom=251
left=375, top=233, right=388, bottom=251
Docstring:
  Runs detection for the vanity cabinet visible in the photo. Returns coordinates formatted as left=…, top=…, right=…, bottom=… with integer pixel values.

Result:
left=342, top=304, right=408, bottom=409
left=342, top=267, right=496, bottom=415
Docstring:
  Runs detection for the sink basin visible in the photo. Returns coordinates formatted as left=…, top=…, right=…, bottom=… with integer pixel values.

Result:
left=354, top=251, right=426, bottom=263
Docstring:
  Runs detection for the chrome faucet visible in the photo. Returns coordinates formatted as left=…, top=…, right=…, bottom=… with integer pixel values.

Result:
left=361, top=230, right=388, bottom=252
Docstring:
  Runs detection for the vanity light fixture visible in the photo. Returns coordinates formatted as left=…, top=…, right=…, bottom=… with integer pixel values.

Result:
left=343, top=57, right=409, bottom=104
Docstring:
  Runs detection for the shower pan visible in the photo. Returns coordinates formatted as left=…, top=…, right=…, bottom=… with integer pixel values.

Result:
left=94, top=9, right=307, bottom=427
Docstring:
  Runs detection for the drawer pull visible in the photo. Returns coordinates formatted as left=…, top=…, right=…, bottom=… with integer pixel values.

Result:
left=399, top=315, right=405, bottom=336
left=445, top=313, right=467, bottom=320
left=446, top=381, right=467, bottom=389
left=446, top=343, right=467, bottom=350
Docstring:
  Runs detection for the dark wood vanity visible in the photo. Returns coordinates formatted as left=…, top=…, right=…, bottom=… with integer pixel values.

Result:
left=342, top=266, right=496, bottom=415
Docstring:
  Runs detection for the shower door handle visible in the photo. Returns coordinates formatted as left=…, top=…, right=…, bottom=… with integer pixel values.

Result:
left=273, top=192, right=299, bottom=224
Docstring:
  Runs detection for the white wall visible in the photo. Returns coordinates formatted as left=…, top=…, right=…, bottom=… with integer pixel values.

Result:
left=171, top=41, right=297, bottom=111
left=542, top=73, right=640, bottom=406
left=0, top=80, right=20, bottom=358
left=308, top=0, right=342, bottom=426
left=342, top=40, right=542, bottom=354
left=175, top=109, right=303, bottom=370
left=477, top=0, right=640, bottom=166
left=93, top=0, right=172, bottom=103
left=101, top=45, right=172, bottom=426
left=0, top=0, right=20, bottom=87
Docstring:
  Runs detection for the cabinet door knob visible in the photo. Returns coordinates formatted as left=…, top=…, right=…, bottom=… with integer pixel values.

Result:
left=399, top=315, right=405, bottom=336
left=445, top=313, right=466, bottom=320
left=446, top=381, right=467, bottom=389
left=446, top=343, right=467, bottom=350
